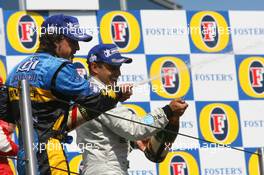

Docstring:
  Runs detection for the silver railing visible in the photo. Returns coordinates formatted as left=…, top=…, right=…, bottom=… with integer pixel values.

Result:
left=19, top=80, right=37, bottom=175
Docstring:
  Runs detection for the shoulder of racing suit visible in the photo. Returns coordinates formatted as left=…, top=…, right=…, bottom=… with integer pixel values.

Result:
left=6, top=53, right=70, bottom=90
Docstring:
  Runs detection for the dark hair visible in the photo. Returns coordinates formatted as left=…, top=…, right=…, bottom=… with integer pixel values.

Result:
left=36, top=33, right=65, bottom=56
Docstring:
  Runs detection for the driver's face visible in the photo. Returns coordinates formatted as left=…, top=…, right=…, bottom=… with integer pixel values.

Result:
left=93, top=62, right=121, bottom=87
left=55, top=37, right=80, bottom=60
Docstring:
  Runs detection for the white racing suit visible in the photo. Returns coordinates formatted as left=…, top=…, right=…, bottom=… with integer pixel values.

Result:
left=76, top=77, right=170, bottom=175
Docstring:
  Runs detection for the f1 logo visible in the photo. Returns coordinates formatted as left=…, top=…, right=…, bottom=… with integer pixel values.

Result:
left=211, top=114, right=226, bottom=134
left=19, top=21, right=35, bottom=42
left=250, top=67, right=263, bottom=87
left=112, top=21, right=127, bottom=42
left=162, top=67, right=176, bottom=88
left=201, top=21, right=216, bottom=42
left=171, top=162, right=186, bottom=175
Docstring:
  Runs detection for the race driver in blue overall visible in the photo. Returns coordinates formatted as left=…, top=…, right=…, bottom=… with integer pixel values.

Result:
left=5, top=14, right=122, bottom=175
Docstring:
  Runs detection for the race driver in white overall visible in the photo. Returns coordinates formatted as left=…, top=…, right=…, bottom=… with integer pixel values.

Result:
left=76, top=44, right=188, bottom=175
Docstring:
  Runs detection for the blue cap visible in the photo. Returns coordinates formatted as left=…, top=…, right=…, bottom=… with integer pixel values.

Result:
left=41, top=14, right=92, bottom=42
left=87, top=44, right=132, bottom=66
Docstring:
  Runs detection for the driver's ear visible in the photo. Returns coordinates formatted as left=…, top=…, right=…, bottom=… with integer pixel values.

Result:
left=90, top=62, right=100, bottom=75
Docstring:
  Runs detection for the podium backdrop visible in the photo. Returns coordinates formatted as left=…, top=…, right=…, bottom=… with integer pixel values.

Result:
left=0, top=10, right=263, bottom=175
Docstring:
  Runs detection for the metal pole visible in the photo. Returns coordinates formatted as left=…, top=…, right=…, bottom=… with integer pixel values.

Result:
left=258, top=148, right=264, bottom=175
left=19, top=80, right=37, bottom=175
left=120, top=0, right=127, bottom=11
left=18, top=0, right=26, bottom=11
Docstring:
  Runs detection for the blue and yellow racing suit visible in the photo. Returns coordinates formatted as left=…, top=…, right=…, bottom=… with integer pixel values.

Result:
left=6, top=53, right=118, bottom=175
